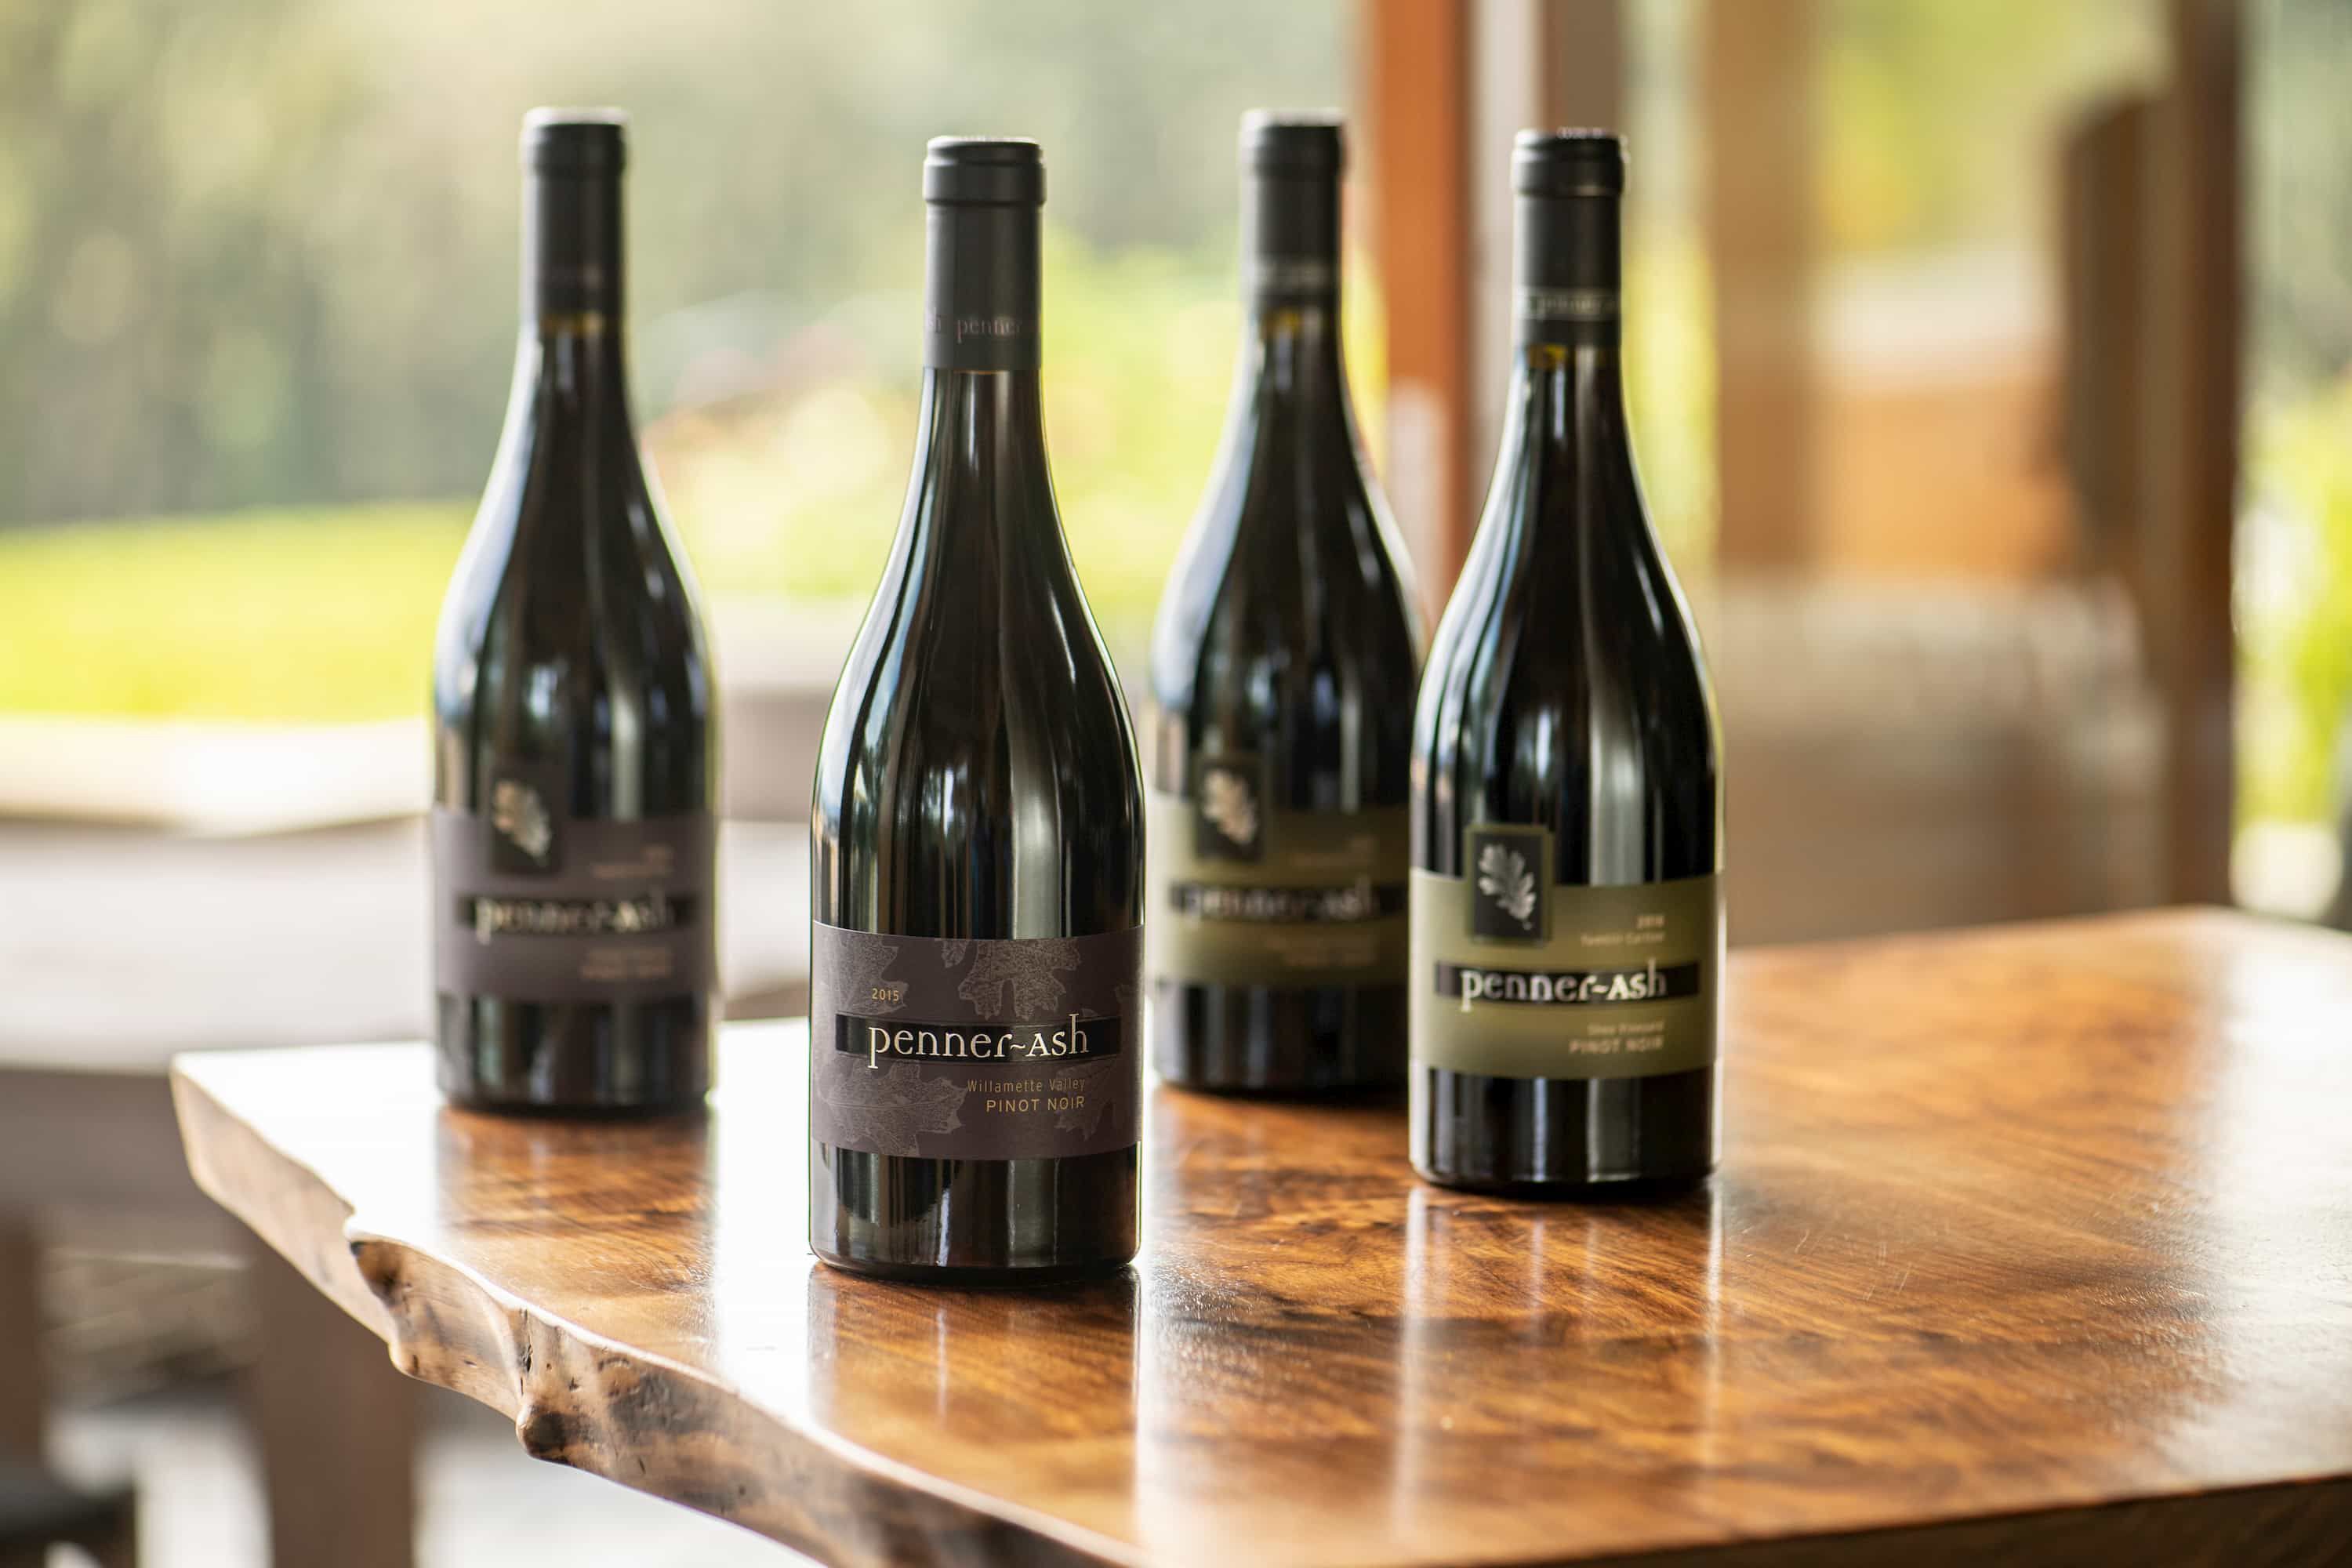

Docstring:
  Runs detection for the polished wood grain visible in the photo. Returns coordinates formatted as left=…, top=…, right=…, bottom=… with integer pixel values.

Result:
left=172, top=909, right=2352, bottom=1566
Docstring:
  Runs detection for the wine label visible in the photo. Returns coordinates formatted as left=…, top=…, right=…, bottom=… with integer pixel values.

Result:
left=1410, top=826, right=1719, bottom=1080
left=431, top=796, right=716, bottom=1003
left=1145, top=753, right=1407, bottom=990
left=810, top=923, right=1143, bottom=1160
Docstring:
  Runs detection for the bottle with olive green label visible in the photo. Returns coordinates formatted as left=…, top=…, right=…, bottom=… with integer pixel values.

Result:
left=1145, top=112, right=1423, bottom=1094
left=1147, top=751, right=1410, bottom=993
left=1410, top=823, right=1720, bottom=1082
left=1408, top=130, right=1721, bottom=1193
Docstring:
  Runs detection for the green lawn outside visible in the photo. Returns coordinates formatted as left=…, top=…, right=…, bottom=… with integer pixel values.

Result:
left=0, top=504, right=469, bottom=722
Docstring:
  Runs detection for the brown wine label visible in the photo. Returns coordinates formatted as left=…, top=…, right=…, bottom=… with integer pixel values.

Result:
left=430, top=801, right=716, bottom=1003
left=1145, top=756, right=1407, bottom=990
left=809, top=922, right=1142, bottom=1160
left=1410, top=828, right=1719, bottom=1080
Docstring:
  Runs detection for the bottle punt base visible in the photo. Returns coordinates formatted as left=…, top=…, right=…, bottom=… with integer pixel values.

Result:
left=1406, top=1167, right=1713, bottom=1202
left=1152, top=978, right=1408, bottom=1094
left=808, top=1249, right=1132, bottom=1289
left=1410, top=1063, right=1717, bottom=1196
left=435, top=993, right=713, bottom=1116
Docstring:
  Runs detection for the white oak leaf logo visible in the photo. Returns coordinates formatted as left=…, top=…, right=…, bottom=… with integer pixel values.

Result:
left=1476, top=844, right=1537, bottom=930
left=819, top=1061, right=965, bottom=1152
left=491, top=781, right=553, bottom=865
left=1202, top=769, right=1259, bottom=848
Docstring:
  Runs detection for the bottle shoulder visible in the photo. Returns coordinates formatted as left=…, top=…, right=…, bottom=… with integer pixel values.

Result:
left=433, top=481, right=712, bottom=719
left=1416, top=483, right=1715, bottom=760
left=814, top=569, right=1139, bottom=822
left=1150, top=484, right=1422, bottom=701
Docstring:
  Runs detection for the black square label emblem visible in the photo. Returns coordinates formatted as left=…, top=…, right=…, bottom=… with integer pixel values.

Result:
left=487, top=769, right=563, bottom=878
left=1192, top=753, right=1265, bottom=864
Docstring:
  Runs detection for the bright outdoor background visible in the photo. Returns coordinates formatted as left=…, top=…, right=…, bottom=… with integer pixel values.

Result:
left=1, top=0, right=2348, bottom=899
left=0, top=0, right=1360, bottom=718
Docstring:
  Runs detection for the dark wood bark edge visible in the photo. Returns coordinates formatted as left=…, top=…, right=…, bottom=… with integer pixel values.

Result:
left=170, top=1065, right=1130, bottom=1568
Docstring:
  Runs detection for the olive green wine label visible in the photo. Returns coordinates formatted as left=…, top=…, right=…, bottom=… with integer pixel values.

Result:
left=1145, top=753, right=1407, bottom=990
left=809, top=923, right=1142, bottom=1161
left=1410, top=826, right=1719, bottom=1080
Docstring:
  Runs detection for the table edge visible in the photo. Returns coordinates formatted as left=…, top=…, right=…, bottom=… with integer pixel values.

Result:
left=168, top=1051, right=1147, bottom=1568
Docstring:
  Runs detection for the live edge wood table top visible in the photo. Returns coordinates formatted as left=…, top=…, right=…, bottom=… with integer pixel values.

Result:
left=170, top=909, right=2352, bottom=1567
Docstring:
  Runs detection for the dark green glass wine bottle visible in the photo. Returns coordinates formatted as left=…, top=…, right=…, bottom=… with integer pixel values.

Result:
left=1148, top=112, right=1424, bottom=1094
left=1410, top=131, right=1722, bottom=1193
left=808, top=140, right=1145, bottom=1283
left=430, top=110, right=717, bottom=1115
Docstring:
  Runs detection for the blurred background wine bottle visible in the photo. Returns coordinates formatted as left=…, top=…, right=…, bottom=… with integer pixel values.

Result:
left=430, top=110, right=718, bottom=1115
left=809, top=139, right=1145, bottom=1283
left=1147, top=112, right=1423, bottom=1094
left=1410, top=131, right=1722, bottom=1193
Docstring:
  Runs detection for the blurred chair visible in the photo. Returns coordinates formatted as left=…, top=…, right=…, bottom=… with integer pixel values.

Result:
left=1709, top=579, right=2164, bottom=945
left=0, top=1461, right=135, bottom=1568
left=0, top=667, right=815, bottom=1568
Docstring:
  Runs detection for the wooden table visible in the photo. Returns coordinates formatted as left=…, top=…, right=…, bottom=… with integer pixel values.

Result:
left=171, top=909, right=2352, bottom=1566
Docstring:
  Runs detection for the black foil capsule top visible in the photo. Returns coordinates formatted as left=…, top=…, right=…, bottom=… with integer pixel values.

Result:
left=1512, top=129, right=1624, bottom=347
left=1240, top=111, right=1345, bottom=304
left=521, top=109, right=627, bottom=319
left=924, top=138, right=1044, bottom=371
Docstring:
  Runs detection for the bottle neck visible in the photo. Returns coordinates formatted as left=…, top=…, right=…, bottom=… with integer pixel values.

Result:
left=910, top=198, right=1053, bottom=550
left=1504, top=187, right=1628, bottom=452
left=924, top=202, right=1041, bottom=372
left=524, top=169, right=625, bottom=327
left=1473, top=191, right=1635, bottom=573
left=1512, top=189, right=1620, bottom=352
left=1236, top=168, right=1349, bottom=412
left=1242, top=167, right=1341, bottom=311
left=914, top=364, right=1048, bottom=465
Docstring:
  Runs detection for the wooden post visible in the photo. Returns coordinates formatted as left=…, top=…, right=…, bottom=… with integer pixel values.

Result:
left=1468, top=2, right=1628, bottom=516
left=2141, top=0, right=2241, bottom=904
left=1365, top=0, right=1475, bottom=606
left=1704, top=0, right=1817, bottom=569
left=245, top=1234, right=418, bottom=1568
left=0, top=1220, right=42, bottom=1463
left=2061, top=96, right=2155, bottom=599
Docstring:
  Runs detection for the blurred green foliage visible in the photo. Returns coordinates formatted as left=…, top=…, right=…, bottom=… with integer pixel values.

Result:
left=0, top=231, right=1390, bottom=719
left=2241, top=382, right=2352, bottom=826
left=0, top=504, right=463, bottom=720
left=1818, top=0, right=2161, bottom=257
left=2239, top=0, right=2352, bottom=830
left=646, top=230, right=1352, bottom=633
left=0, top=0, right=1348, bottom=526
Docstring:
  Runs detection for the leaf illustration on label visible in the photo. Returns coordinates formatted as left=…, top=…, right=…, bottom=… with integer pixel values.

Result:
left=956, top=938, right=1081, bottom=1016
left=491, top=781, right=553, bottom=865
left=1202, top=768, right=1259, bottom=848
left=1053, top=1053, right=1123, bottom=1138
left=939, top=939, right=970, bottom=969
left=829, top=938, right=909, bottom=1018
left=818, top=1061, right=965, bottom=1152
left=1475, top=844, right=1538, bottom=930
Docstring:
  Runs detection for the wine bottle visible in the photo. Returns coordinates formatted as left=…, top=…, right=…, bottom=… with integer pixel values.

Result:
left=809, top=139, right=1145, bottom=1283
left=1410, top=131, right=1722, bottom=1193
left=1147, top=113, right=1423, bottom=1094
left=430, top=110, right=717, bottom=1115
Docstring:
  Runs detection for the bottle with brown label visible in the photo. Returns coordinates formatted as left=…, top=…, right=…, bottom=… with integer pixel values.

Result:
left=430, top=111, right=717, bottom=1114
left=1147, top=112, right=1424, bottom=1094
left=1410, top=131, right=1722, bottom=1192
left=808, top=139, right=1145, bottom=1283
